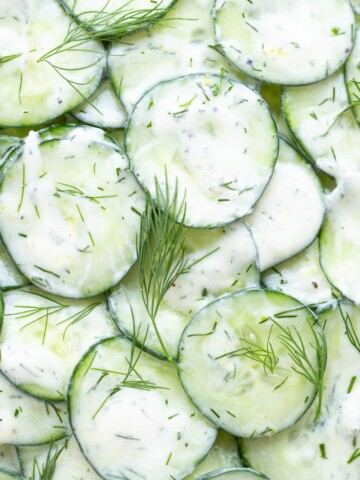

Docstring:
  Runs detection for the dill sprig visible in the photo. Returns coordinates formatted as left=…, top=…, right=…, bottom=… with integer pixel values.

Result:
left=215, top=326, right=279, bottom=375
left=137, top=176, right=187, bottom=365
left=322, top=100, right=360, bottom=136
left=0, top=53, right=22, bottom=65
left=339, top=303, right=360, bottom=353
left=271, top=317, right=327, bottom=423
left=30, top=441, right=67, bottom=480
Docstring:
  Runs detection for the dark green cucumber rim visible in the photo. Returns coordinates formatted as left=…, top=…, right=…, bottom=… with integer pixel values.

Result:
left=0, top=125, right=141, bottom=300
left=0, top=468, right=22, bottom=480
left=125, top=72, right=279, bottom=229
left=212, top=0, right=356, bottom=86
left=58, top=0, right=179, bottom=37
left=196, top=466, right=269, bottom=480
left=68, top=335, right=218, bottom=480
left=344, top=26, right=360, bottom=127
left=178, top=288, right=319, bottom=438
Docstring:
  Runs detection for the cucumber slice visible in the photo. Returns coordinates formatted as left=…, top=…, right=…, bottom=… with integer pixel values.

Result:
left=0, top=286, right=119, bottom=400
left=260, top=86, right=293, bottom=144
left=240, top=303, right=360, bottom=480
left=0, top=125, right=145, bottom=298
left=18, top=437, right=102, bottom=480
left=71, top=79, right=128, bottom=129
left=60, top=0, right=177, bottom=35
left=0, top=446, right=21, bottom=476
left=320, top=176, right=360, bottom=304
left=0, top=240, right=28, bottom=290
left=282, top=70, right=360, bottom=179
left=126, top=74, right=278, bottom=228
left=108, top=221, right=259, bottom=359
left=244, top=139, right=325, bottom=271
left=179, top=289, right=323, bottom=437
left=262, top=240, right=335, bottom=311
left=69, top=336, right=217, bottom=480
left=0, top=371, right=70, bottom=445
left=197, top=468, right=268, bottom=480
left=0, top=0, right=105, bottom=127
left=345, top=27, right=360, bottom=125
left=214, top=0, right=355, bottom=85
left=186, top=430, right=241, bottom=480
left=108, top=0, right=260, bottom=113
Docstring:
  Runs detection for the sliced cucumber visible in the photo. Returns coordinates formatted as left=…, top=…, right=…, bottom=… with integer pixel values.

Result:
left=71, top=79, right=128, bottom=129
left=282, top=70, right=360, bottom=179
left=60, top=0, right=177, bottom=35
left=345, top=27, right=360, bottom=125
left=196, top=468, right=268, bottom=480
left=126, top=74, right=278, bottom=227
left=69, top=336, right=217, bottom=480
left=260, top=86, right=293, bottom=144
left=0, top=447, right=20, bottom=476
left=179, top=289, right=323, bottom=437
left=214, top=0, right=355, bottom=85
left=18, top=437, right=102, bottom=480
left=108, top=0, right=260, bottom=113
left=0, top=125, right=145, bottom=298
left=244, top=139, right=325, bottom=271
left=0, top=286, right=119, bottom=400
left=186, top=430, right=242, bottom=480
left=0, top=371, right=70, bottom=445
left=320, top=176, right=360, bottom=304
left=262, top=240, right=335, bottom=310
left=108, top=221, right=259, bottom=359
left=0, top=240, right=28, bottom=290
left=0, top=0, right=105, bottom=127
left=240, top=302, right=360, bottom=480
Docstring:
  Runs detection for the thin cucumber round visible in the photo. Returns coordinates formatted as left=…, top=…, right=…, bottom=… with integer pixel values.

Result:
left=240, top=303, right=360, bottom=480
left=262, top=240, right=335, bottom=311
left=345, top=27, right=360, bottom=125
left=0, top=125, right=145, bottom=298
left=71, top=79, right=128, bottom=129
left=0, top=240, right=28, bottom=291
left=69, top=336, right=217, bottom=480
left=186, top=430, right=241, bottom=480
left=320, top=175, right=360, bottom=304
left=108, top=221, right=259, bottom=359
left=214, top=0, right=355, bottom=85
left=0, top=446, right=20, bottom=477
left=0, top=371, right=70, bottom=445
left=244, top=139, right=325, bottom=271
left=196, top=468, right=268, bottom=480
left=0, top=0, right=105, bottom=127
left=0, top=286, right=119, bottom=400
left=351, top=0, right=360, bottom=14
left=126, top=73, right=278, bottom=228
left=0, top=136, right=20, bottom=168
left=18, top=437, right=102, bottom=480
left=282, top=70, right=360, bottom=179
left=107, top=0, right=260, bottom=114
left=0, top=470, right=22, bottom=480
left=179, top=289, right=324, bottom=438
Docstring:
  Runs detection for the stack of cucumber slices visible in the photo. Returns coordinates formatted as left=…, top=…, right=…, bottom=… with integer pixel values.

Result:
left=0, top=1, right=359, bottom=479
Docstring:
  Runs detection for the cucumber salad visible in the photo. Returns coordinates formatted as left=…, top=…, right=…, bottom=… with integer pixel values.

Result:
left=0, top=1, right=359, bottom=479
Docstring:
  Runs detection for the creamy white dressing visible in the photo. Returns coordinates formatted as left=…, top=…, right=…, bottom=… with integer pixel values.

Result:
left=127, top=74, right=277, bottom=227
left=245, top=139, right=325, bottom=271
left=214, top=0, right=355, bottom=84
left=0, top=126, right=145, bottom=297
